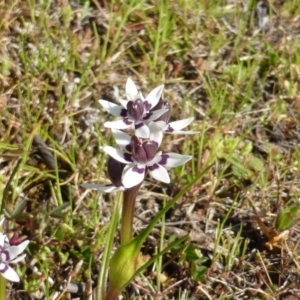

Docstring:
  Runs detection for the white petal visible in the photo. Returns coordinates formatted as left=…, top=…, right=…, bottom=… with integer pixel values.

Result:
left=0, top=263, right=20, bottom=282
left=168, top=117, right=195, bottom=131
left=0, top=218, right=4, bottom=227
left=166, top=117, right=198, bottom=134
left=126, top=78, right=139, bottom=100
left=102, top=186, right=125, bottom=193
left=119, top=98, right=128, bottom=108
left=122, top=164, right=145, bottom=188
left=145, top=108, right=169, bottom=121
left=112, top=129, right=131, bottom=149
left=101, top=146, right=131, bottom=164
left=148, top=164, right=170, bottom=183
left=167, top=130, right=198, bottom=135
left=9, top=254, right=26, bottom=264
left=81, top=184, right=125, bottom=193
left=104, top=119, right=133, bottom=130
left=99, top=100, right=125, bottom=117
left=135, top=123, right=150, bottom=139
left=145, top=85, right=164, bottom=108
left=149, top=122, right=163, bottom=146
left=137, top=91, right=145, bottom=101
left=159, top=153, right=192, bottom=168
left=6, top=240, right=29, bottom=261
left=156, top=118, right=198, bottom=135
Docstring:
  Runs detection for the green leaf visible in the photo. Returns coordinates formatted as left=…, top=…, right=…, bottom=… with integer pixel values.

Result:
left=184, top=244, right=201, bottom=262
left=54, top=228, right=65, bottom=241
left=191, top=264, right=207, bottom=281
left=276, top=205, right=299, bottom=231
left=11, top=200, right=27, bottom=218
left=244, top=154, right=264, bottom=172
left=57, top=249, right=69, bottom=265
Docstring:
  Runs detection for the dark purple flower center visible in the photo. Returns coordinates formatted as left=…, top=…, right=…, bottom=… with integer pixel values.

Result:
left=130, top=136, right=158, bottom=164
left=127, top=99, right=144, bottom=121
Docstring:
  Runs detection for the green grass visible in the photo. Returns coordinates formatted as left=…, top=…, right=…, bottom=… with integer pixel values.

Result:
left=1, top=0, right=300, bottom=299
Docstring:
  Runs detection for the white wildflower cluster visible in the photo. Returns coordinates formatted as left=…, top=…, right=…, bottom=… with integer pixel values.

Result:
left=83, top=78, right=196, bottom=191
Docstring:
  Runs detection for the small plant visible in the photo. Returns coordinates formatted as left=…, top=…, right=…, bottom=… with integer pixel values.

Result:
left=248, top=196, right=299, bottom=251
left=83, top=78, right=197, bottom=299
left=177, top=243, right=208, bottom=282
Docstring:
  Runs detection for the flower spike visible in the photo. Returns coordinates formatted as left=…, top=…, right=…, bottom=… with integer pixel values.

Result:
left=85, top=78, right=195, bottom=193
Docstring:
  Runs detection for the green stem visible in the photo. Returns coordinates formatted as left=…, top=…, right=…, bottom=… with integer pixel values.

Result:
left=120, top=183, right=142, bottom=246
left=104, top=183, right=142, bottom=300
left=97, top=193, right=123, bottom=300
left=0, top=275, right=6, bottom=300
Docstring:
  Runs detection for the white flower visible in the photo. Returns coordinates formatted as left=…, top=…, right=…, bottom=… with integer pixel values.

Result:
left=156, top=117, right=198, bottom=135
left=102, top=123, right=192, bottom=188
left=151, top=100, right=198, bottom=135
left=0, top=232, right=29, bottom=282
left=99, top=78, right=167, bottom=138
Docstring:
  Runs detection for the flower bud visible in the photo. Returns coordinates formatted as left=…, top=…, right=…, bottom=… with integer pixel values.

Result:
left=108, top=239, right=142, bottom=293
left=152, top=99, right=171, bottom=123
left=107, top=157, right=125, bottom=187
